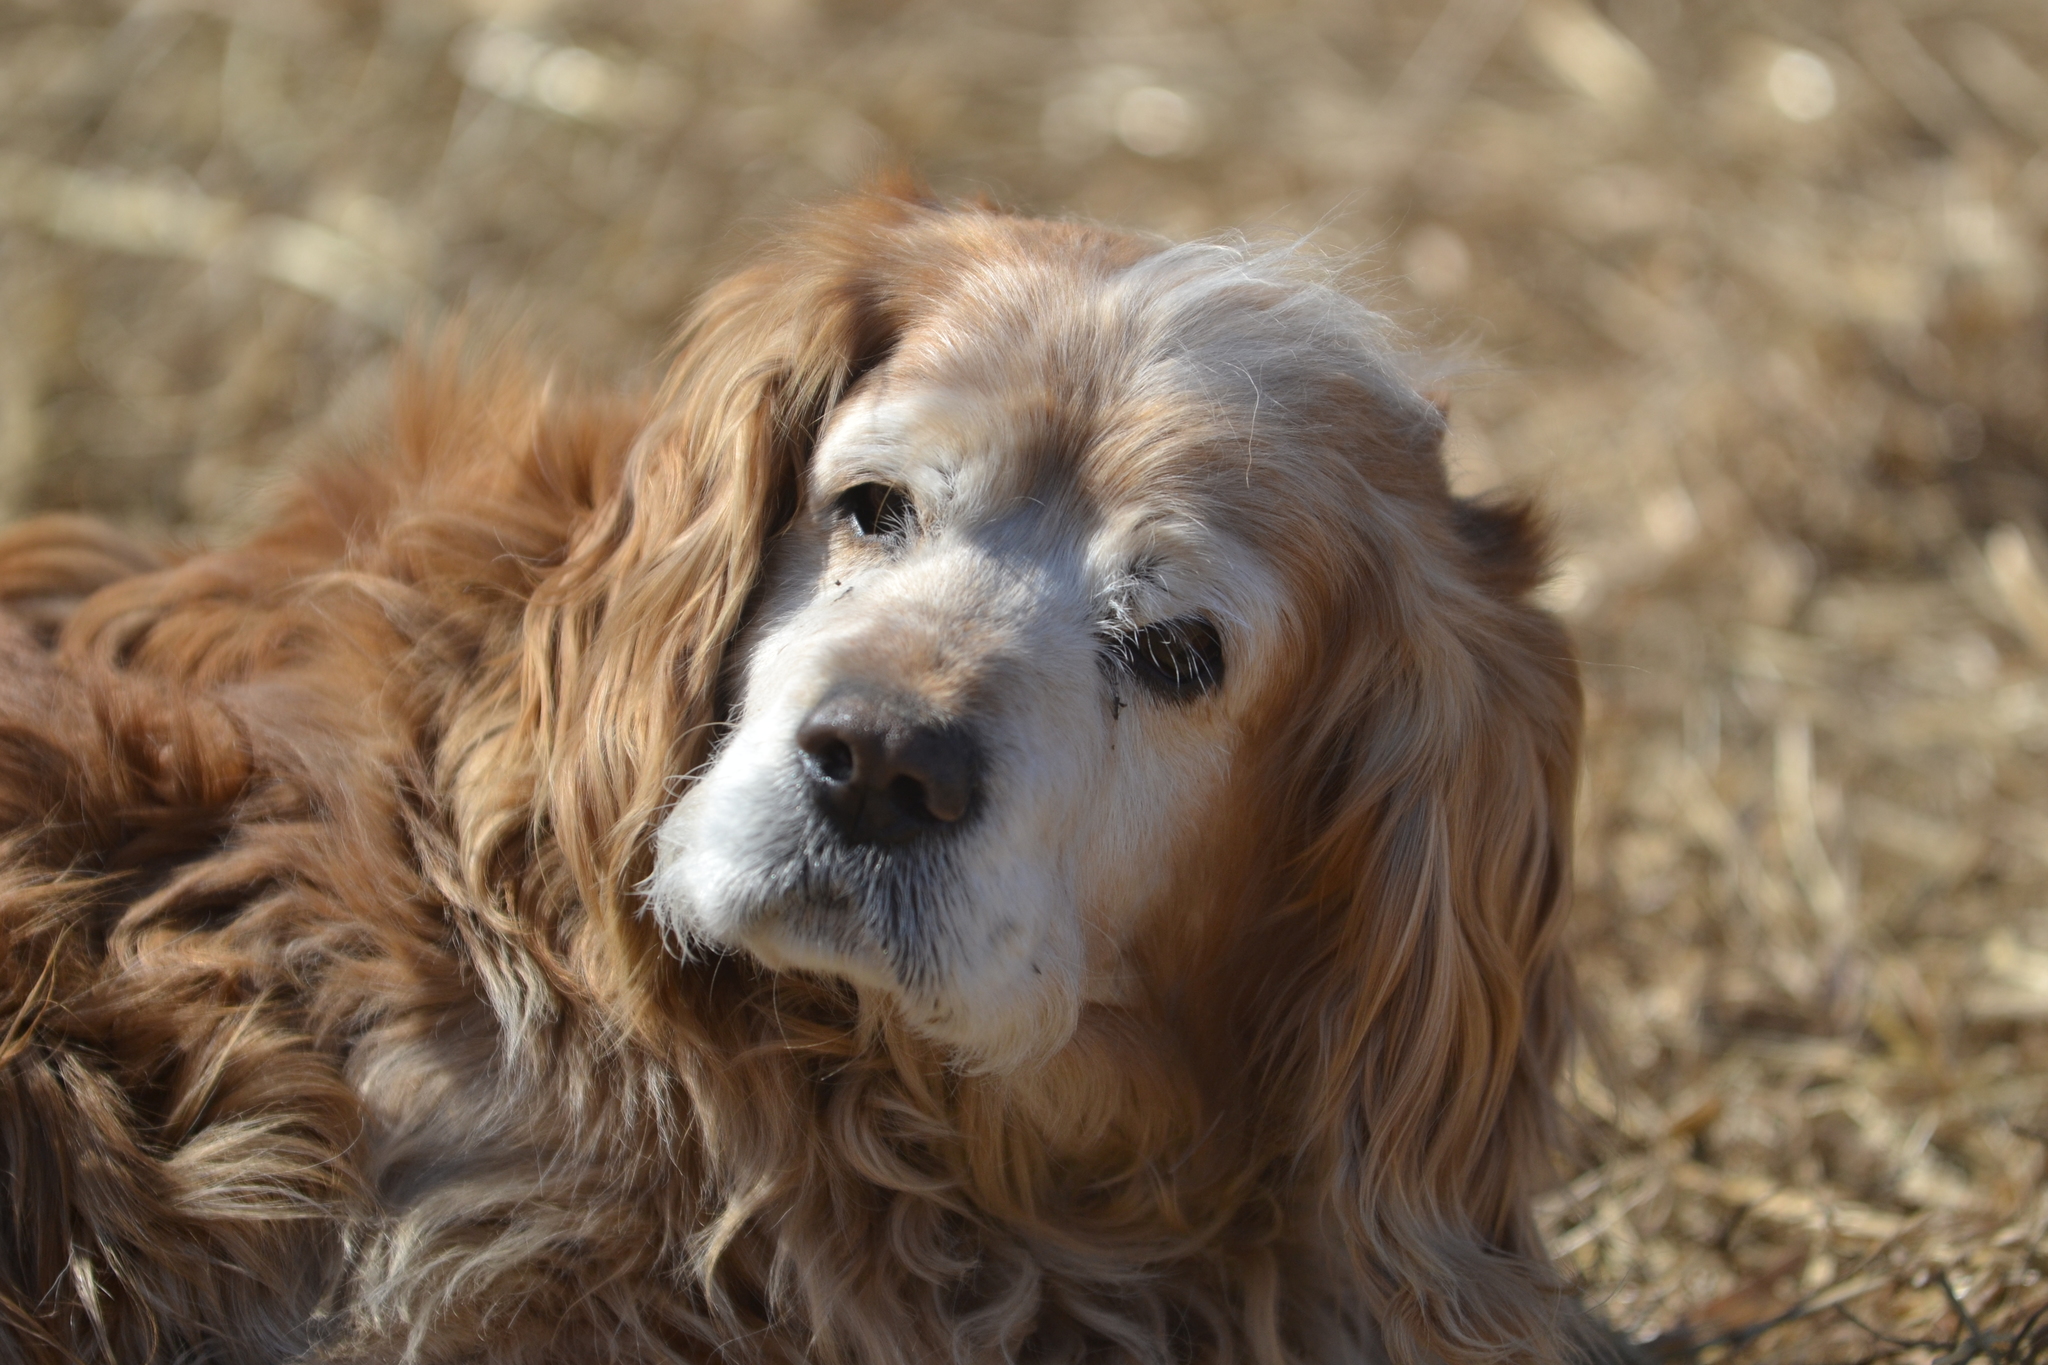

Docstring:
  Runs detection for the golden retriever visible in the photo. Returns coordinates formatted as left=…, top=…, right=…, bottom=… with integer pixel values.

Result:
left=0, top=187, right=1590, bottom=1365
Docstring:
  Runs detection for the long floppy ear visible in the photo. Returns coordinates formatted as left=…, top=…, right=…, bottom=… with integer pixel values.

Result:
left=1273, top=490, right=1584, bottom=1363
left=515, top=193, right=924, bottom=1015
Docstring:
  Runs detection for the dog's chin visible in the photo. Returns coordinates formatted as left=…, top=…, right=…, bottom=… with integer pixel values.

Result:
left=650, top=776, right=1087, bottom=1072
left=736, top=910, right=1081, bottom=1073
left=648, top=853, right=1082, bottom=1074
left=720, top=909, right=899, bottom=997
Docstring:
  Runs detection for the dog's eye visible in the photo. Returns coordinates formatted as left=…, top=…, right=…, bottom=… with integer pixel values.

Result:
left=835, top=482, right=916, bottom=541
left=1111, top=617, right=1226, bottom=700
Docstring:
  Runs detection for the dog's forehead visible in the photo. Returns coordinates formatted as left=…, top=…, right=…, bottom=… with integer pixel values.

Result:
left=812, top=376, right=1254, bottom=582
left=815, top=257, right=1323, bottom=522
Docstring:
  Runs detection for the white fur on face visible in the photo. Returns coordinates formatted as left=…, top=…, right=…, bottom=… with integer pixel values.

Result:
left=647, top=267, right=1292, bottom=1072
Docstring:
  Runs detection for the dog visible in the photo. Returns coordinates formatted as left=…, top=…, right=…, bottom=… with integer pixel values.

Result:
left=0, top=187, right=1588, bottom=1364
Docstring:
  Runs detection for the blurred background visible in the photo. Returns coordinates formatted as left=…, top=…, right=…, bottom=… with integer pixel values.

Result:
left=2, top=0, right=2046, bottom=1357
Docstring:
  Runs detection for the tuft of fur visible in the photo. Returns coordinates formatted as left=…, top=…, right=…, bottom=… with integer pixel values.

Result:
left=0, top=190, right=1589, bottom=1364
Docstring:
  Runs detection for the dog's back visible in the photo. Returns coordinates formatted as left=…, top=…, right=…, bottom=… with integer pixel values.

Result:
left=0, top=363, right=642, bottom=1363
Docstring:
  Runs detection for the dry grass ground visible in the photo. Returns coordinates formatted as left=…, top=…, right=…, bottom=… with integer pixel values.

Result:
left=3, top=0, right=2047, bottom=1359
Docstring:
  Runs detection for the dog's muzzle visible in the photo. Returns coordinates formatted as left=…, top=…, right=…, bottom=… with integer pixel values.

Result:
left=795, top=688, right=980, bottom=846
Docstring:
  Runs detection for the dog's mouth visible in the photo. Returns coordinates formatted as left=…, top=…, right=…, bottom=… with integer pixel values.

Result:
left=723, top=814, right=971, bottom=995
left=649, top=687, right=1087, bottom=1068
left=678, top=684, right=984, bottom=991
left=648, top=675, right=1069, bottom=1056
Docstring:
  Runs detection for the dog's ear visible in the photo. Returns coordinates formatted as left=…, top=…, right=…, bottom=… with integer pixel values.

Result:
left=1261, top=483, right=1584, bottom=1363
left=517, top=195, right=924, bottom=1009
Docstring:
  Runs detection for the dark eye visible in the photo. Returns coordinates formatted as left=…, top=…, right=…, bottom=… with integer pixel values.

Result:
left=835, top=482, right=915, bottom=540
left=1110, top=617, right=1226, bottom=700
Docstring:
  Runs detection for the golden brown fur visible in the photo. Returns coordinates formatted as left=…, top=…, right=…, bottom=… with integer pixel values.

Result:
left=0, top=190, right=1589, bottom=1364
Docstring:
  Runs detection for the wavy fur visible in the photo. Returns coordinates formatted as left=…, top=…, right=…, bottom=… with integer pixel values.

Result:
left=0, top=190, right=1590, bottom=1364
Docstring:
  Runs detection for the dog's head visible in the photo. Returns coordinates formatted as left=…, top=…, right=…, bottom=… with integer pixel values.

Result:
left=646, top=208, right=1356, bottom=1069
left=525, top=190, right=1581, bottom=1360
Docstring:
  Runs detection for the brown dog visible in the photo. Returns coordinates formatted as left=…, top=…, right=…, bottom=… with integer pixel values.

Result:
left=0, top=188, right=1588, bottom=1364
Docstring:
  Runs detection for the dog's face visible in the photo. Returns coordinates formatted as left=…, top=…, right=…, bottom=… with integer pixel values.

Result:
left=651, top=272, right=1296, bottom=1066
left=646, top=228, right=1457, bottom=1070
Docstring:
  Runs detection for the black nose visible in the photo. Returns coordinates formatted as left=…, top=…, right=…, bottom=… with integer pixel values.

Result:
left=795, top=691, right=978, bottom=846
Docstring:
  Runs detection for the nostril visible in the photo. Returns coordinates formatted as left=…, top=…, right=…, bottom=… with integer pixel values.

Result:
left=796, top=691, right=978, bottom=844
left=810, top=738, right=855, bottom=784
left=796, top=715, right=864, bottom=786
left=906, top=768, right=970, bottom=823
left=887, top=773, right=931, bottom=822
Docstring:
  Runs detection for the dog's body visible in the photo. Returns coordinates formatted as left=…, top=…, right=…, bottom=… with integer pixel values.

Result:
left=0, top=193, right=1586, bottom=1365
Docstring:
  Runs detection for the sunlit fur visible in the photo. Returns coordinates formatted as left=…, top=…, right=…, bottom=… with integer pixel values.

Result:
left=0, top=189, right=1589, bottom=1364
